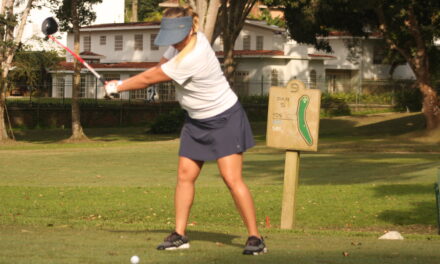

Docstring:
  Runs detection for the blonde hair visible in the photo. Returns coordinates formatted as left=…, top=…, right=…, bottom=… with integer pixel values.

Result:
left=163, top=7, right=199, bottom=62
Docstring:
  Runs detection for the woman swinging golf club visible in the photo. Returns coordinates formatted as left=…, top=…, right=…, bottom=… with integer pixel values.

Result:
left=105, top=6, right=266, bottom=255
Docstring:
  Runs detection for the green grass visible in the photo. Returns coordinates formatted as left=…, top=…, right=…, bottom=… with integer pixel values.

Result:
left=1, top=112, right=440, bottom=263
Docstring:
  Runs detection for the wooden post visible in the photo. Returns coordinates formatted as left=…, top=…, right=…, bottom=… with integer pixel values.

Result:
left=281, top=150, right=301, bottom=229
left=266, top=80, right=321, bottom=230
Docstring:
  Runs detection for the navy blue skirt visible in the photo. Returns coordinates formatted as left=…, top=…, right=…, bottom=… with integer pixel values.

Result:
left=179, top=101, right=255, bottom=161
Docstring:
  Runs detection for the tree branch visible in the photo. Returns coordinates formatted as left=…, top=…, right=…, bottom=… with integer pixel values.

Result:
left=3, top=0, right=35, bottom=79
left=375, top=5, right=415, bottom=70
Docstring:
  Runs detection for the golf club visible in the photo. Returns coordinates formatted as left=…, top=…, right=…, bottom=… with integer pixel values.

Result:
left=41, top=17, right=106, bottom=85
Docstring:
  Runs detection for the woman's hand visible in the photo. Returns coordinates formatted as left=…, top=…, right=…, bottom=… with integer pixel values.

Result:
left=104, top=80, right=122, bottom=95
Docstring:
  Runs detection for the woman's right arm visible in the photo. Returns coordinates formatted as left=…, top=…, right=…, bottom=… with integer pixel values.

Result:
left=105, top=57, right=171, bottom=93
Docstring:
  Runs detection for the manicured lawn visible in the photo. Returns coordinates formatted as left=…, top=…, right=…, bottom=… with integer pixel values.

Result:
left=1, top=112, right=439, bottom=263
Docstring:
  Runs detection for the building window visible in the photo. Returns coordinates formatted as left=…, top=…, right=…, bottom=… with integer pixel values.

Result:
left=83, top=36, right=91, bottom=52
left=234, top=71, right=250, bottom=96
left=271, top=69, right=279, bottom=86
left=115, top=35, right=123, bottom=51
left=130, top=74, right=147, bottom=99
left=310, top=69, right=317, bottom=89
left=100, top=36, right=106, bottom=45
left=104, top=73, right=120, bottom=82
left=130, top=88, right=148, bottom=99
left=134, top=34, right=143, bottom=51
left=256, top=36, right=264, bottom=50
left=80, top=75, right=86, bottom=98
left=373, top=44, right=386, bottom=64
left=243, top=35, right=251, bottom=50
left=150, top=34, right=159, bottom=50
left=156, top=82, right=175, bottom=102
left=55, top=77, right=65, bottom=98
left=85, top=59, right=100, bottom=64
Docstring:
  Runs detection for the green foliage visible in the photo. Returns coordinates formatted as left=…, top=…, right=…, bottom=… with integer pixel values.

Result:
left=393, top=87, right=423, bottom=112
left=149, top=108, right=185, bottom=134
left=321, top=93, right=351, bottom=116
left=249, top=8, right=285, bottom=27
left=239, top=95, right=269, bottom=105
left=48, top=0, right=103, bottom=32
left=9, top=49, right=62, bottom=94
left=125, top=0, right=162, bottom=22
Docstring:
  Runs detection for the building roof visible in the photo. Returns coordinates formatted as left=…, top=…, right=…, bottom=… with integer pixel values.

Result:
left=323, top=31, right=382, bottom=39
left=79, top=51, right=105, bottom=57
left=215, top=50, right=335, bottom=60
left=80, top=21, right=160, bottom=32
left=308, top=53, right=336, bottom=59
left=216, top=50, right=285, bottom=57
left=56, top=61, right=158, bottom=71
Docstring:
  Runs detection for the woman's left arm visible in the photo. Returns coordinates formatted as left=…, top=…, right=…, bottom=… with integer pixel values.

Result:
left=116, top=63, right=172, bottom=92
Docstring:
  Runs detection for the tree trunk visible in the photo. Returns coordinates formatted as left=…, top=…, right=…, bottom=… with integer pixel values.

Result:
left=0, top=0, right=35, bottom=142
left=223, top=34, right=236, bottom=90
left=219, top=0, right=257, bottom=90
left=0, top=82, right=9, bottom=141
left=131, top=0, right=138, bottom=22
left=204, top=0, right=220, bottom=44
left=69, top=0, right=88, bottom=141
left=417, top=79, right=440, bottom=130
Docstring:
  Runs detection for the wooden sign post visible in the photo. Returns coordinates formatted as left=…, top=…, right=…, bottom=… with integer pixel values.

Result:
left=266, top=80, right=321, bottom=229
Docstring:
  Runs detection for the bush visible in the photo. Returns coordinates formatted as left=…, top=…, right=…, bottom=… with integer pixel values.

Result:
left=149, top=108, right=185, bottom=134
left=321, top=93, right=351, bottom=116
left=393, top=87, right=423, bottom=112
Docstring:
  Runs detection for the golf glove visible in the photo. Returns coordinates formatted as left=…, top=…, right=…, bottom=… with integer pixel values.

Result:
left=105, top=80, right=122, bottom=95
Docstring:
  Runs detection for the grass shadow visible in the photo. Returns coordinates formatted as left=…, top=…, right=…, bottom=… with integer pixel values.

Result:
left=13, top=127, right=179, bottom=144
left=372, top=184, right=438, bottom=226
left=243, top=152, right=440, bottom=185
left=104, top=229, right=242, bottom=248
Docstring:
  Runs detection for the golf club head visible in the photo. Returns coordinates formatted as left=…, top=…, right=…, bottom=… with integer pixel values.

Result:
left=42, top=17, right=59, bottom=36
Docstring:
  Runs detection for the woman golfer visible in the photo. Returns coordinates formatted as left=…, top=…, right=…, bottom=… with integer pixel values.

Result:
left=105, top=6, right=266, bottom=255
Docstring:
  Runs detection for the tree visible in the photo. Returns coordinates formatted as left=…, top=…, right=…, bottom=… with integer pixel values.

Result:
left=187, top=0, right=221, bottom=43
left=0, top=0, right=36, bottom=141
left=131, top=0, right=138, bottom=22
left=9, top=49, right=62, bottom=96
left=50, top=0, right=102, bottom=141
left=282, top=0, right=440, bottom=131
left=219, top=0, right=258, bottom=87
left=125, top=0, right=162, bottom=22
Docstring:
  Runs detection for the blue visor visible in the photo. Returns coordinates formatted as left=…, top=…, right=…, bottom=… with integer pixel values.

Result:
left=154, top=16, right=193, bottom=46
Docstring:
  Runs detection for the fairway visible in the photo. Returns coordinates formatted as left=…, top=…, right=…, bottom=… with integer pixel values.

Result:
left=1, top=113, right=440, bottom=263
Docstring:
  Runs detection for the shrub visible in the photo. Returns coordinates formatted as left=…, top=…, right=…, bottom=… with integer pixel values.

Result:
left=393, top=87, right=423, bottom=112
left=149, top=108, right=185, bottom=134
left=321, top=93, right=351, bottom=116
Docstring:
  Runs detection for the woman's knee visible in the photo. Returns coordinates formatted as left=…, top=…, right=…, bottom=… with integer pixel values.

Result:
left=222, top=174, right=244, bottom=190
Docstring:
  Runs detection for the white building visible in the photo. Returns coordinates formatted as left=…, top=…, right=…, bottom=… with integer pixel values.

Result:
left=322, top=32, right=415, bottom=94
left=51, top=19, right=334, bottom=100
left=49, top=17, right=418, bottom=100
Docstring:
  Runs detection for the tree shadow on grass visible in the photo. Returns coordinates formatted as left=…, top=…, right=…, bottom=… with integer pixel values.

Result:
left=244, top=152, right=440, bottom=185
left=372, top=184, right=438, bottom=227
left=13, top=127, right=179, bottom=144
left=104, top=229, right=242, bottom=248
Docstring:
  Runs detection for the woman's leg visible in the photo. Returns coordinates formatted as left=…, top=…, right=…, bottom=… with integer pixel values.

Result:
left=175, top=156, right=204, bottom=235
left=217, top=153, right=260, bottom=238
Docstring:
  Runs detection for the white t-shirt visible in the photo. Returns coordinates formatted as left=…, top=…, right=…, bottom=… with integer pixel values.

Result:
left=161, top=32, right=238, bottom=119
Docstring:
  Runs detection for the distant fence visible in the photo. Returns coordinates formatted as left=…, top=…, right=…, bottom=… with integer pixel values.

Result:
left=4, top=77, right=436, bottom=128
left=7, top=77, right=429, bottom=105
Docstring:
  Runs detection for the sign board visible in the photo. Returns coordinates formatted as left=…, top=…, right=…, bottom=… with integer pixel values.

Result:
left=267, top=80, right=321, bottom=152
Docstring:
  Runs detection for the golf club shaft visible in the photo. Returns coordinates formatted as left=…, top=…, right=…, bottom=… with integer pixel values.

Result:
left=48, top=35, right=106, bottom=85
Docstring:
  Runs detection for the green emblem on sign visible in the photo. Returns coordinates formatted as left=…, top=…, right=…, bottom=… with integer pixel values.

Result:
left=297, top=95, right=313, bottom=146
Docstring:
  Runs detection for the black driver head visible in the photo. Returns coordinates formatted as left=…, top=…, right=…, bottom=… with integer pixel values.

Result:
left=41, top=17, right=59, bottom=36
